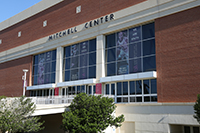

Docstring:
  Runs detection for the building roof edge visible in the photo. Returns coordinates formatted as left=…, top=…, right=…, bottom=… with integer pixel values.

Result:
left=0, top=0, right=64, bottom=31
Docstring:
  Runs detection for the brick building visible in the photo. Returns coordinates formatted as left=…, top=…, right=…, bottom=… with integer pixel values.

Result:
left=0, top=0, right=200, bottom=132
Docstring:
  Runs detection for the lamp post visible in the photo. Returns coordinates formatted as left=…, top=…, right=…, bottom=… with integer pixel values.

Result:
left=22, top=69, right=28, bottom=96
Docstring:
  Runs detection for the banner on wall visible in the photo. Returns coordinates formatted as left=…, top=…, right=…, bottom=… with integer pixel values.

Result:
left=38, top=54, right=45, bottom=84
left=96, top=83, right=102, bottom=94
left=54, top=87, right=59, bottom=96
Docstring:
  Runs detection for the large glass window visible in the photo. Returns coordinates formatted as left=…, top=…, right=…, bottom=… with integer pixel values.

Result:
left=106, top=22, right=156, bottom=76
left=104, top=79, right=157, bottom=103
left=30, top=89, right=50, bottom=97
left=32, top=50, right=57, bottom=85
left=63, top=39, right=96, bottom=81
left=61, top=85, right=96, bottom=96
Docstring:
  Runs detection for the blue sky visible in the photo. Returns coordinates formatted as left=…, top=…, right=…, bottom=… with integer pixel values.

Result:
left=0, top=0, right=42, bottom=23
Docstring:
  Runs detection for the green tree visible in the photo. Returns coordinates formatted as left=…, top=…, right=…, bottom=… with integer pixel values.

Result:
left=61, top=93, right=124, bottom=133
left=0, top=96, right=44, bottom=133
left=194, top=94, right=200, bottom=124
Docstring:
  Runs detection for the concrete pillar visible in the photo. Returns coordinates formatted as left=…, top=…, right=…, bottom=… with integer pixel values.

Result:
left=55, top=46, right=63, bottom=84
left=96, top=35, right=105, bottom=82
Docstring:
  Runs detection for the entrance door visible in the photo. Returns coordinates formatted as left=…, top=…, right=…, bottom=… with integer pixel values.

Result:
left=87, top=85, right=96, bottom=95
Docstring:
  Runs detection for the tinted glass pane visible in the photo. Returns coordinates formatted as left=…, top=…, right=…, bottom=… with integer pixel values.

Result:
left=89, top=66, right=96, bottom=78
left=193, top=127, right=199, bottom=133
left=34, top=55, right=38, bottom=65
left=111, top=84, right=115, bottom=95
left=81, top=86, right=85, bottom=93
left=151, top=79, right=157, bottom=94
left=64, top=58, right=71, bottom=70
left=33, top=91, right=36, bottom=96
left=142, top=22, right=155, bottom=39
left=79, top=67, right=87, bottom=79
left=33, top=65, right=38, bottom=76
left=117, top=61, right=129, bottom=75
left=39, top=90, right=42, bottom=96
left=71, top=69, right=79, bottom=81
left=129, top=58, right=141, bottom=73
left=86, top=86, right=89, bottom=94
left=50, top=89, right=53, bottom=96
left=51, top=73, right=55, bottom=83
left=143, top=56, right=156, bottom=72
left=89, top=86, right=92, bottom=94
left=72, top=86, right=75, bottom=95
left=47, top=89, right=49, bottom=96
left=117, top=82, right=122, bottom=95
left=89, top=39, right=96, bottom=52
left=89, top=52, right=96, bottom=65
left=136, top=97, right=142, bottom=102
left=64, top=71, right=70, bottom=81
left=80, top=54, right=88, bottom=67
left=46, top=51, right=51, bottom=62
left=68, top=87, right=72, bottom=95
left=107, top=48, right=116, bottom=62
left=123, top=82, right=128, bottom=95
left=106, top=84, right=109, bottom=95
left=144, top=96, right=150, bottom=102
left=33, top=76, right=37, bottom=85
left=62, top=88, right=65, bottom=96
left=129, top=26, right=141, bottom=43
left=117, top=97, right=122, bottom=103
left=143, top=80, right=150, bottom=94
left=107, top=63, right=116, bottom=76
left=71, top=44, right=79, bottom=56
left=129, top=42, right=141, bottom=58
left=130, top=97, right=136, bottom=102
left=45, top=73, right=51, bottom=84
left=151, top=96, right=157, bottom=102
left=45, top=63, right=51, bottom=73
left=43, top=90, right=46, bottom=96
left=184, top=126, right=190, bottom=133
left=37, top=90, right=40, bottom=96
left=71, top=56, right=79, bottom=68
left=130, top=81, right=135, bottom=95
left=52, top=50, right=56, bottom=60
left=64, top=46, right=71, bottom=58
left=51, top=61, right=56, bottom=72
left=93, top=85, right=96, bottom=94
left=123, top=97, right=128, bottom=102
left=46, top=89, right=49, bottom=96
left=106, top=33, right=116, bottom=48
left=80, top=41, right=88, bottom=54
left=136, top=80, right=142, bottom=94
left=143, top=39, right=155, bottom=56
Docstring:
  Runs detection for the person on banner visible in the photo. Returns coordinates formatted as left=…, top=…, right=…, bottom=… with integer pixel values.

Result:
left=117, top=31, right=129, bottom=75
left=71, top=44, right=79, bottom=68
left=38, top=57, right=45, bottom=84
left=117, top=31, right=129, bottom=62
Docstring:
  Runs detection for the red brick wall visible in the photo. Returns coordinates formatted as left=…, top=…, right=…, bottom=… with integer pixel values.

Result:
left=0, top=56, right=32, bottom=97
left=155, top=6, right=200, bottom=102
left=0, top=0, right=145, bottom=52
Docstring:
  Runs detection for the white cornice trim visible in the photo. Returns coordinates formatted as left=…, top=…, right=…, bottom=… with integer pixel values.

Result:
left=57, top=78, right=97, bottom=87
left=27, top=83, right=56, bottom=90
left=100, top=71, right=157, bottom=83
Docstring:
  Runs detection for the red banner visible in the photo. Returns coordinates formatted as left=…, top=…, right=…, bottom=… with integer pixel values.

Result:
left=54, top=87, right=59, bottom=96
left=96, top=83, right=102, bottom=94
